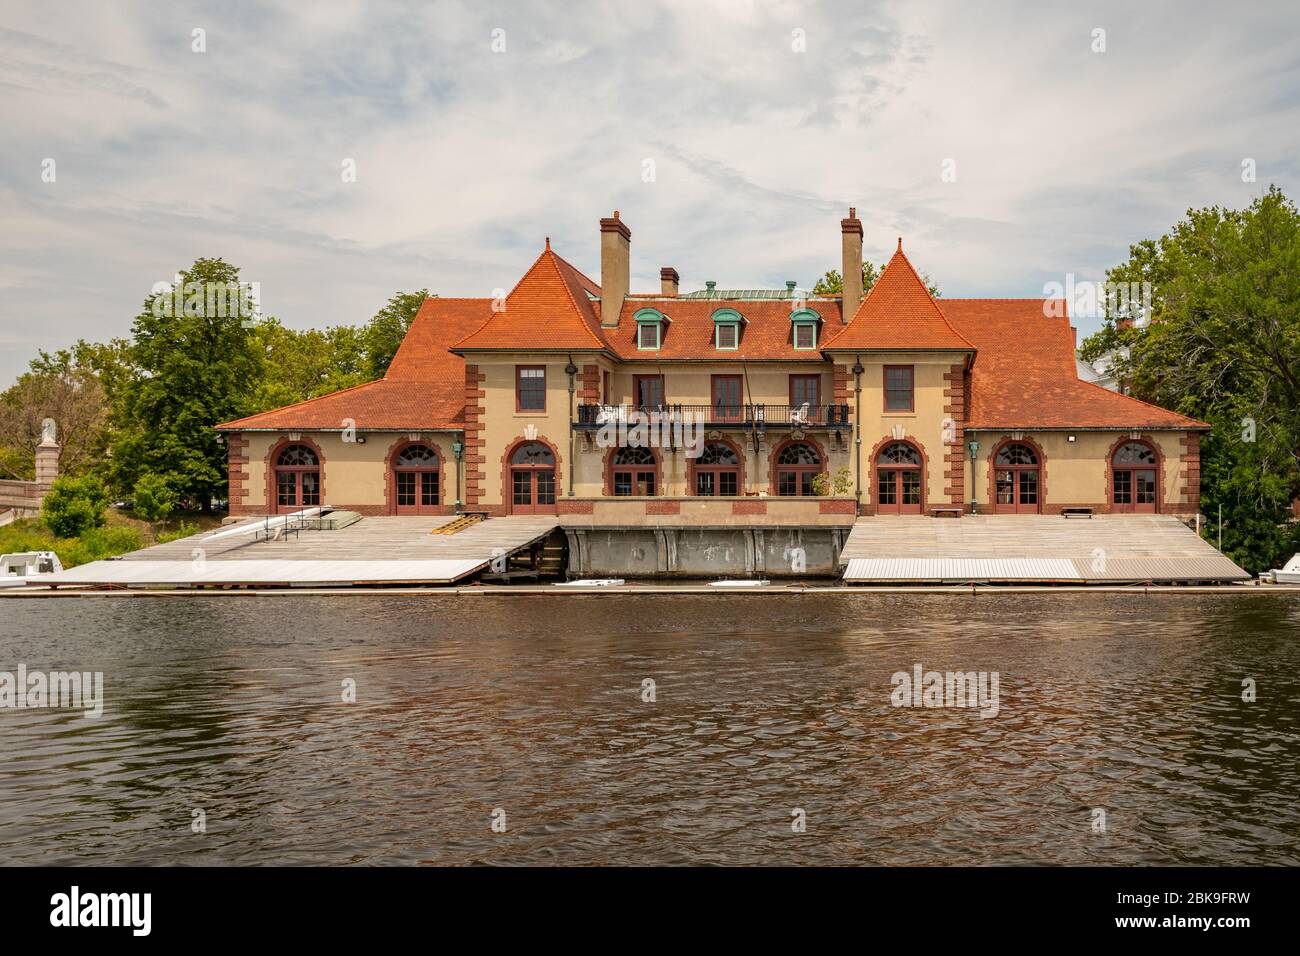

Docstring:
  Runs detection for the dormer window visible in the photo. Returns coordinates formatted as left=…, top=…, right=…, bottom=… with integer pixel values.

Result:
left=634, top=307, right=668, bottom=351
left=712, top=308, right=744, bottom=351
left=790, top=308, right=821, bottom=350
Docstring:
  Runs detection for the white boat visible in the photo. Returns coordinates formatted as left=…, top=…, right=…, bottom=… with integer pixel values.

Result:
left=202, top=507, right=329, bottom=543
left=0, top=550, right=64, bottom=587
left=554, top=578, right=626, bottom=587
left=708, top=579, right=770, bottom=588
left=1272, top=554, right=1300, bottom=585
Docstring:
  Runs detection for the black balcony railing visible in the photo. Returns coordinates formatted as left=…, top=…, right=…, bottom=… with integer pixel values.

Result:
left=575, top=403, right=850, bottom=428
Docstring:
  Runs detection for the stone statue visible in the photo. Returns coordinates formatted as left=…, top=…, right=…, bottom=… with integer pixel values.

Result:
left=40, top=418, right=57, bottom=446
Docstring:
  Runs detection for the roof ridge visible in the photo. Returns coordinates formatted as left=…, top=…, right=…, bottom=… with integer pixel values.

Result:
left=544, top=247, right=608, bottom=349
left=890, top=248, right=975, bottom=349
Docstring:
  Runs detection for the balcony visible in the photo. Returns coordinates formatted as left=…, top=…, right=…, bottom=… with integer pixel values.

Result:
left=575, top=403, right=851, bottom=429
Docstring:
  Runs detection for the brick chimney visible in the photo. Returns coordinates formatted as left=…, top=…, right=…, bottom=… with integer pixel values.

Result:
left=841, top=206, right=863, bottom=323
left=600, top=210, right=631, bottom=327
left=660, top=267, right=679, bottom=296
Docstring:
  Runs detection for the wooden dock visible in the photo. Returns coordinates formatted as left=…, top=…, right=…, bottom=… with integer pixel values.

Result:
left=840, top=514, right=1250, bottom=583
left=39, top=515, right=561, bottom=588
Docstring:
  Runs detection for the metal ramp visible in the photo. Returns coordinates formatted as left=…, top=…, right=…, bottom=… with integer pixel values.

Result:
left=840, top=515, right=1250, bottom=584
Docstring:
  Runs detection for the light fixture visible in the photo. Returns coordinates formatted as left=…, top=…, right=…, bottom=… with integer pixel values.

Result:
left=1067, top=434, right=1077, bottom=443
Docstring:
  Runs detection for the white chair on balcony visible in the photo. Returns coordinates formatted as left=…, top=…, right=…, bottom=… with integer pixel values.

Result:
left=790, top=402, right=811, bottom=426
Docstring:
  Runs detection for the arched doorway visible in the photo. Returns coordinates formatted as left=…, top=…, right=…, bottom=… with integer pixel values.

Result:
left=691, top=441, right=741, bottom=496
left=992, top=441, right=1040, bottom=514
left=509, top=441, right=557, bottom=514
left=1111, top=440, right=1158, bottom=513
left=609, top=446, right=658, bottom=496
left=773, top=440, right=824, bottom=496
left=875, top=441, right=923, bottom=514
left=273, top=443, right=321, bottom=513
left=391, top=443, right=440, bottom=514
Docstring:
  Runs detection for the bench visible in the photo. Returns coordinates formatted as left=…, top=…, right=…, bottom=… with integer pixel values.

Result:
left=930, top=506, right=964, bottom=518
left=1062, top=508, right=1094, bottom=519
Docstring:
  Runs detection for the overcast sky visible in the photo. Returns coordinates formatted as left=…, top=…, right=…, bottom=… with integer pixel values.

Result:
left=1, top=0, right=1297, bottom=384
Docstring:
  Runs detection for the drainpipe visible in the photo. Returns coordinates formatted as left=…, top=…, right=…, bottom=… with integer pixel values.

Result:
left=565, top=355, right=578, bottom=496
left=852, top=356, right=864, bottom=512
left=451, top=436, right=465, bottom=512
left=967, top=432, right=980, bottom=515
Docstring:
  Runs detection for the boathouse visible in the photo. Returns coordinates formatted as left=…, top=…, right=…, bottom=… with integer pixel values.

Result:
left=207, top=209, right=1226, bottom=581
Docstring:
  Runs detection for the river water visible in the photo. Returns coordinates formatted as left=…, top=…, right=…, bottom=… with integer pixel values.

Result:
left=1, top=593, right=1297, bottom=866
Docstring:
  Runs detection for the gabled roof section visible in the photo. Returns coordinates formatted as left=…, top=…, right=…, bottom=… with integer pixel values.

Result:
left=452, top=242, right=610, bottom=352
left=217, top=297, right=488, bottom=431
left=940, top=299, right=1209, bottom=430
left=821, top=244, right=974, bottom=352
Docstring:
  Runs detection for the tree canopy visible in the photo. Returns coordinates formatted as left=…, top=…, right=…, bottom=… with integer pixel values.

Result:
left=1081, top=185, right=1300, bottom=571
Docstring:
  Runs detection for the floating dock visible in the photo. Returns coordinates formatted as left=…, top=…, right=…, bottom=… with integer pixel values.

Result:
left=839, top=514, right=1249, bottom=584
left=36, top=515, right=560, bottom=589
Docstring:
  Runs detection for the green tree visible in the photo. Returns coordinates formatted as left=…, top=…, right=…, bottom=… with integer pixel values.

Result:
left=811, top=261, right=939, bottom=298
left=41, top=474, right=110, bottom=538
left=1081, top=186, right=1300, bottom=572
left=110, top=258, right=264, bottom=511
left=249, top=319, right=369, bottom=412
left=0, top=344, right=117, bottom=480
left=132, top=473, right=177, bottom=522
left=361, top=290, right=430, bottom=379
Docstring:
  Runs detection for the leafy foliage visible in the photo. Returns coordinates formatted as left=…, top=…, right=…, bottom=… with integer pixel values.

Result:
left=109, top=258, right=265, bottom=512
left=1081, top=186, right=1300, bottom=572
left=132, top=473, right=178, bottom=522
left=41, top=475, right=110, bottom=538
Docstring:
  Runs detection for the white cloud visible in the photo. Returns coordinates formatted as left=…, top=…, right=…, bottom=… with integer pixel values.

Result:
left=0, top=0, right=1297, bottom=383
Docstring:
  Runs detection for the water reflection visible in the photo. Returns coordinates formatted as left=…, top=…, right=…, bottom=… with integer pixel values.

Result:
left=0, top=593, right=1297, bottom=865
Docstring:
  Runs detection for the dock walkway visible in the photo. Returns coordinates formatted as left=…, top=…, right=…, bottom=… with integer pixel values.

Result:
left=840, top=514, right=1249, bottom=584
left=40, top=515, right=560, bottom=588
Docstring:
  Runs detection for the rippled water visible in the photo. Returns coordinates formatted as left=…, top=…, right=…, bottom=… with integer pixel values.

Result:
left=1, top=593, right=1298, bottom=865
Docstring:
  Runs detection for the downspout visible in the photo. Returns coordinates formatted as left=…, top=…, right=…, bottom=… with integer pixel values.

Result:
left=565, top=354, right=578, bottom=497
left=741, top=360, right=757, bottom=493
left=852, top=356, right=864, bottom=512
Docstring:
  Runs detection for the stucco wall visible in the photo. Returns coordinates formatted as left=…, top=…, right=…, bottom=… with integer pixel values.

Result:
left=967, top=430, right=1195, bottom=514
left=230, top=430, right=460, bottom=515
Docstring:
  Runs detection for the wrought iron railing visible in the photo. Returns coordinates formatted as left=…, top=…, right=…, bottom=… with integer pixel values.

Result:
left=575, top=403, right=850, bottom=427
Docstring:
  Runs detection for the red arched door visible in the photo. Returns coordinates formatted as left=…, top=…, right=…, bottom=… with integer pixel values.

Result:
left=392, top=443, right=440, bottom=514
left=509, top=442, right=557, bottom=514
left=1112, top=441, right=1158, bottom=513
left=274, top=444, right=321, bottom=514
left=876, top=441, right=922, bottom=514
left=993, top=442, right=1040, bottom=514
left=774, top=441, right=823, bottom=496
left=692, top=442, right=741, bottom=496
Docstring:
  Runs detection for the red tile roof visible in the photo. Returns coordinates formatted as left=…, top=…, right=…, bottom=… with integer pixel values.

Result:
left=216, top=297, right=488, bottom=431
left=452, top=243, right=611, bottom=352
left=609, top=296, right=843, bottom=360
left=219, top=242, right=1205, bottom=436
left=940, top=299, right=1208, bottom=430
left=821, top=245, right=974, bottom=352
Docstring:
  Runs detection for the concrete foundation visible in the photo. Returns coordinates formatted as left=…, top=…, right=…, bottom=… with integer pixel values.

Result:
left=563, top=525, right=851, bottom=578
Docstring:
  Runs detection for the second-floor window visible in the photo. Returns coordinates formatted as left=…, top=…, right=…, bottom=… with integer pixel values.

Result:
left=789, top=374, right=820, bottom=412
left=634, top=374, right=665, bottom=410
left=884, top=365, right=914, bottom=412
left=516, top=365, right=546, bottom=411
